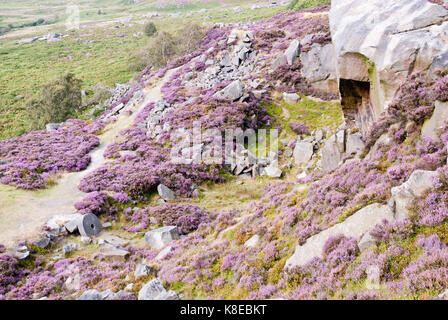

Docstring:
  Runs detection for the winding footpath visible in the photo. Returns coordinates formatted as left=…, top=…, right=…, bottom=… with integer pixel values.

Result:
left=0, top=70, right=174, bottom=250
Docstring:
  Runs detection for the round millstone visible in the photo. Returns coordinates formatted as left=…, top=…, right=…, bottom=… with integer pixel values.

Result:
left=77, top=213, right=103, bottom=237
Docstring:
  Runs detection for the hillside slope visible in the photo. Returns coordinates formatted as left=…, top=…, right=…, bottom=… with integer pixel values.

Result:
left=1, top=0, right=448, bottom=300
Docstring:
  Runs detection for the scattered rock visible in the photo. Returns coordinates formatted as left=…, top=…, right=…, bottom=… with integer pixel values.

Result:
left=345, top=132, right=365, bottom=156
left=214, top=80, right=244, bottom=101
left=80, top=236, right=91, bottom=245
left=102, top=222, right=112, bottom=229
left=283, top=92, right=301, bottom=104
left=134, top=263, right=154, bottom=280
left=271, top=55, right=287, bottom=70
left=99, top=235, right=128, bottom=247
left=321, top=130, right=345, bottom=171
left=300, top=42, right=338, bottom=94
left=63, top=243, right=77, bottom=255
left=65, top=272, right=81, bottom=291
left=138, top=278, right=179, bottom=300
left=99, top=243, right=130, bottom=262
left=293, top=141, right=314, bottom=166
left=19, top=37, right=38, bottom=44
left=77, top=289, right=132, bottom=300
left=284, top=39, right=301, bottom=65
left=157, top=184, right=175, bottom=201
left=13, top=246, right=30, bottom=260
left=45, top=123, right=63, bottom=131
left=45, top=214, right=82, bottom=235
left=265, top=165, right=282, bottom=178
left=244, top=235, right=260, bottom=248
left=33, top=237, right=50, bottom=249
left=125, top=283, right=134, bottom=291
left=437, top=289, right=448, bottom=300
left=144, top=226, right=180, bottom=250
left=78, top=289, right=109, bottom=300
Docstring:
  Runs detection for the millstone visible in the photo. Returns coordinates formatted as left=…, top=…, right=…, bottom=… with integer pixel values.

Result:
left=77, top=213, right=103, bottom=237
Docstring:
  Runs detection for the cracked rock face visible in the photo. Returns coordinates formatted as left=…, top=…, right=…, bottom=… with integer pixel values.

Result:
left=330, top=0, right=448, bottom=131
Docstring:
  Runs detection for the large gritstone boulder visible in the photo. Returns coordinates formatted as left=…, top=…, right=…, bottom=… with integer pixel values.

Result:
left=330, top=0, right=448, bottom=134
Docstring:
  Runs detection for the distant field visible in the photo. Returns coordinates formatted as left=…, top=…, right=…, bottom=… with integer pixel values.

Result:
left=0, top=0, right=286, bottom=139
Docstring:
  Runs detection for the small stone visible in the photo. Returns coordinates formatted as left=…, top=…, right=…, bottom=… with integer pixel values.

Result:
left=100, top=243, right=130, bottom=262
left=214, top=80, right=244, bottom=101
left=80, top=236, right=91, bottom=245
left=437, top=289, right=448, bottom=300
left=100, top=235, right=128, bottom=247
left=265, top=166, right=282, bottom=178
left=65, top=273, right=81, bottom=291
left=138, top=278, right=179, bottom=300
left=125, top=283, right=134, bottom=291
left=77, top=289, right=111, bottom=300
left=14, top=250, right=30, bottom=260
left=244, top=235, right=260, bottom=248
left=45, top=123, right=63, bottom=131
left=346, top=132, right=365, bottom=155
left=157, top=184, right=175, bottom=201
left=284, top=39, right=301, bottom=65
left=63, top=244, right=76, bottom=255
left=134, top=263, right=154, bottom=280
left=33, top=237, right=50, bottom=249
left=102, top=222, right=112, bottom=228
left=283, top=92, right=301, bottom=104
left=144, top=226, right=180, bottom=250
left=293, top=141, right=314, bottom=166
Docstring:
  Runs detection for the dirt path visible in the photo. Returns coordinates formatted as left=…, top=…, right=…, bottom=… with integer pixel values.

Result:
left=0, top=70, right=174, bottom=249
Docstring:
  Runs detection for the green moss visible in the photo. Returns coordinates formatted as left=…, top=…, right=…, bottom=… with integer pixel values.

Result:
left=289, top=0, right=331, bottom=10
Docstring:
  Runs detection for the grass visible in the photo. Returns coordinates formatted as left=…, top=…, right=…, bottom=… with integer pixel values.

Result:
left=264, top=94, right=344, bottom=142
left=181, top=176, right=269, bottom=213
left=0, top=1, right=284, bottom=139
left=288, top=0, right=330, bottom=10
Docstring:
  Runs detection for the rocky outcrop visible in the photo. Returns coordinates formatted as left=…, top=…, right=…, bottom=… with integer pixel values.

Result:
left=285, top=203, right=394, bottom=269
left=330, top=0, right=448, bottom=133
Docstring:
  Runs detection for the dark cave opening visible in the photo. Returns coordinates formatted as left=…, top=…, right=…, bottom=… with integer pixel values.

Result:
left=339, top=79, right=374, bottom=134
